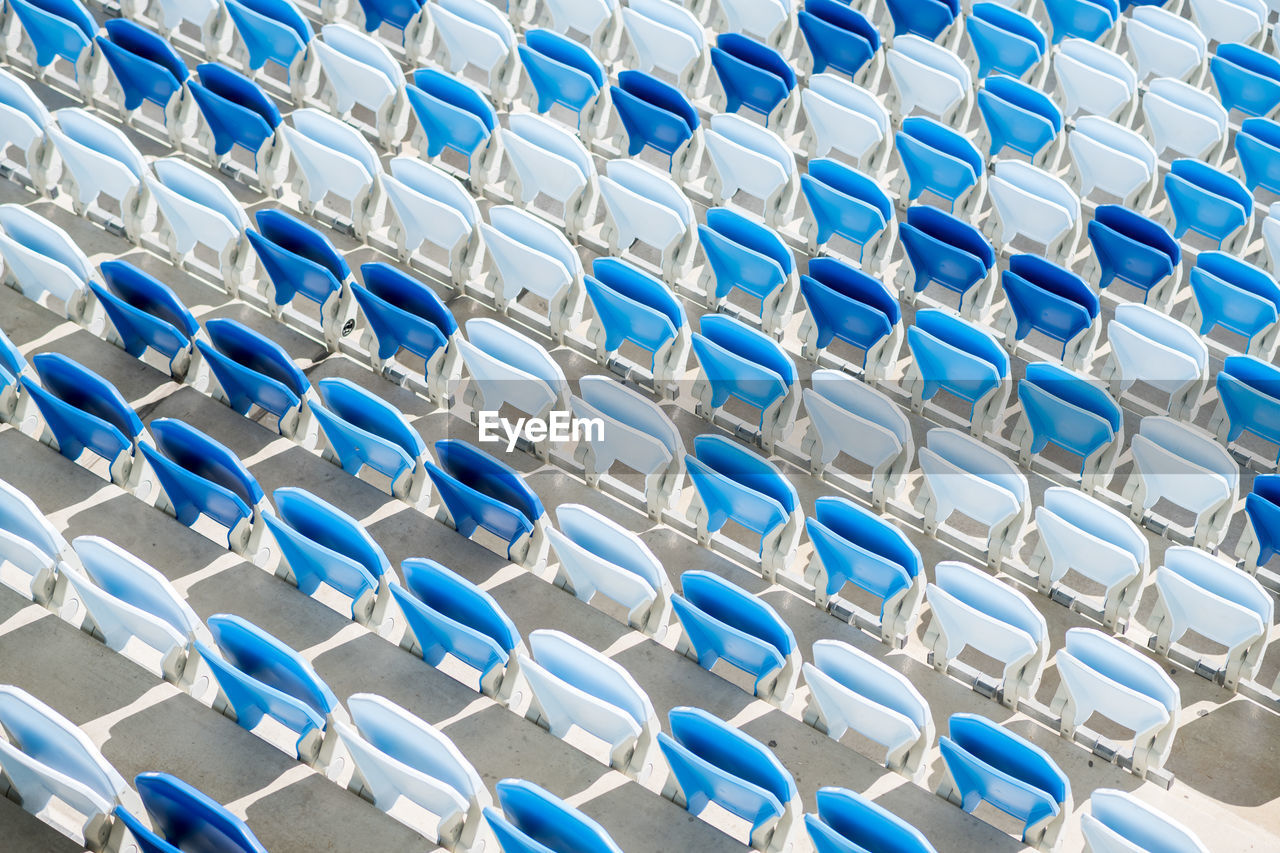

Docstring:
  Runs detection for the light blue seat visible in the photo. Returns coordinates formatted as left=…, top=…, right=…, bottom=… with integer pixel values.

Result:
left=263, top=487, right=394, bottom=625
left=312, top=377, right=428, bottom=502
left=1126, top=416, right=1240, bottom=548
left=518, top=28, right=606, bottom=131
left=1124, top=6, right=1206, bottom=82
left=187, top=63, right=282, bottom=174
left=596, top=157, right=697, bottom=283
left=518, top=629, right=659, bottom=775
left=224, top=0, right=313, bottom=81
left=905, top=308, right=1010, bottom=435
left=1044, top=0, right=1117, bottom=44
left=886, top=34, right=973, bottom=123
left=336, top=692, right=489, bottom=849
left=804, top=496, right=923, bottom=640
left=797, top=0, right=880, bottom=80
left=246, top=209, right=353, bottom=350
left=196, top=613, right=343, bottom=764
left=1211, top=42, right=1280, bottom=118
left=95, top=19, right=188, bottom=131
left=139, top=418, right=266, bottom=554
left=47, top=107, right=147, bottom=232
left=1240, top=475, right=1280, bottom=574
left=1144, top=77, right=1229, bottom=164
left=1104, top=303, right=1207, bottom=421
left=0, top=68, right=52, bottom=188
left=658, top=706, right=800, bottom=851
left=899, top=205, right=996, bottom=319
left=805, top=786, right=938, bottom=853
left=0, top=202, right=96, bottom=323
left=802, top=643, right=933, bottom=777
left=620, top=0, right=706, bottom=87
left=711, top=32, right=796, bottom=123
left=936, top=714, right=1070, bottom=849
left=280, top=108, right=382, bottom=239
left=0, top=476, right=72, bottom=604
left=583, top=257, right=689, bottom=390
left=977, top=75, right=1062, bottom=162
left=671, top=570, right=800, bottom=704
left=1164, top=158, right=1253, bottom=255
left=7, top=0, right=97, bottom=85
left=1213, top=355, right=1280, bottom=462
left=91, top=260, right=198, bottom=379
left=1016, top=363, right=1121, bottom=488
left=144, top=156, right=251, bottom=294
left=797, top=257, right=902, bottom=379
left=1087, top=205, right=1181, bottom=309
left=23, top=352, right=145, bottom=488
left=497, top=113, right=597, bottom=238
left=1235, top=117, right=1280, bottom=196
left=380, top=156, right=482, bottom=283
left=310, top=24, right=406, bottom=148
left=197, top=317, right=311, bottom=438
left=801, top=158, right=896, bottom=270
left=426, top=439, right=549, bottom=566
left=685, top=434, right=801, bottom=580
left=405, top=68, right=499, bottom=185
left=477, top=204, right=585, bottom=342
left=115, top=772, right=268, bottom=853
left=998, top=253, right=1099, bottom=367
left=987, top=159, right=1081, bottom=260
left=966, top=3, right=1046, bottom=80
left=610, top=70, right=700, bottom=172
left=486, top=778, right=623, bottom=853
left=427, top=0, right=519, bottom=102
left=697, top=207, right=796, bottom=335
left=1186, top=251, right=1280, bottom=357
left=799, top=73, right=891, bottom=169
left=540, top=0, right=620, bottom=48
left=1054, top=39, right=1137, bottom=122
left=893, top=117, right=984, bottom=216
left=0, top=326, right=29, bottom=423
left=389, top=557, right=524, bottom=698
left=703, top=113, right=799, bottom=229
left=353, top=261, right=460, bottom=401
left=1067, top=115, right=1159, bottom=206
left=0, top=685, right=128, bottom=850
left=885, top=0, right=958, bottom=41
left=1082, top=789, right=1209, bottom=853
left=690, top=314, right=798, bottom=451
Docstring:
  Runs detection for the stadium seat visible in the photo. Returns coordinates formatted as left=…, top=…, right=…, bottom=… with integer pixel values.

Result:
left=610, top=70, right=702, bottom=177
left=885, top=0, right=958, bottom=42
left=478, top=205, right=585, bottom=342
left=977, top=75, right=1064, bottom=165
left=1165, top=159, right=1253, bottom=256
left=582, top=257, right=691, bottom=392
left=486, top=778, right=624, bottom=853
left=1211, top=355, right=1280, bottom=463
left=885, top=35, right=972, bottom=126
left=892, top=117, right=986, bottom=217
left=184, top=63, right=283, bottom=189
left=1013, top=362, right=1121, bottom=489
left=1239, top=474, right=1280, bottom=574
left=427, top=0, right=520, bottom=103
left=966, top=2, right=1046, bottom=80
left=1124, top=6, right=1207, bottom=83
left=1053, top=38, right=1138, bottom=122
left=1235, top=117, right=1280, bottom=197
left=1081, top=788, right=1209, bottom=853
left=0, top=327, right=30, bottom=424
left=518, top=28, right=610, bottom=139
left=223, top=0, right=314, bottom=99
left=1067, top=116, right=1159, bottom=208
left=405, top=68, right=499, bottom=189
left=93, top=19, right=189, bottom=142
left=797, top=258, right=903, bottom=380
left=1143, top=77, right=1229, bottom=164
left=805, top=786, right=938, bottom=853
left=312, top=377, right=429, bottom=502
left=312, top=23, right=408, bottom=147
left=690, top=314, right=799, bottom=451
left=0, top=202, right=96, bottom=323
left=797, top=73, right=891, bottom=171
left=620, top=0, right=708, bottom=90
left=1104, top=304, right=1206, bottom=420
left=703, top=113, right=800, bottom=231
left=115, top=772, right=268, bottom=853
left=143, top=157, right=253, bottom=294
left=997, top=253, right=1100, bottom=368
left=48, top=108, right=148, bottom=237
left=1211, top=42, right=1280, bottom=118
left=1185, top=250, right=1280, bottom=358
left=1186, top=0, right=1267, bottom=47
left=0, top=476, right=73, bottom=604
left=0, top=68, right=53, bottom=189
left=797, top=0, right=880, bottom=81
left=1043, top=0, right=1118, bottom=44
left=696, top=206, right=797, bottom=334
left=280, top=107, right=384, bottom=239
left=710, top=32, right=796, bottom=123
left=986, top=159, right=1081, bottom=261
left=498, top=112, right=597, bottom=238
left=801, top=158, right=896, bottom=272
left=4, top=0, right=98, bottom=97
left=379, top=155, right=483, bottom=282
left=91, top=259, right=198, bottom=380
left=1086, top=205, right=1181, bottom=309
left=904, top=309, right=1010, bottom=437
left=899, top=205, right=996, bottom=319
left=596, top=158, right=698, bottom=284
left=196, top=317, right=313, bottom=439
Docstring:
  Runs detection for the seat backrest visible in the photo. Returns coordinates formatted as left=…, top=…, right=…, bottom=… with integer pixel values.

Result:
left=273, top=486, right=391, bottom=580
left=809, top=368, right=910, bottom=447
left=1062, top=628, right=1178, bottom=713
left=207, top=613, right=339, bottom=718
left=1084, top=788, right=1208, bottom=853
left=578, top=374, right=681, bottom=459
left=945, top=713, right=1069, bottom=810
left=813, top=496, right=921, bottom=581
left=553, top=503, right=668, bottom=596
left=926, top=427, right=1028, bottom=504
left=73, top=535, right=201, bottom=639
left=0, top=478, right=67, bottom=564
left=31, top=351, right=145, bottom=443
left=1139, top=416, right=1239, bottom=490
left=149, top=418, right=265, bottom=508
left=1163, top=546, right=1273, bottom=627
left=529, top=629, right=655, bottom=727
left=402, top=557, right=520, bottom=658
left=679, top=569, right=795, bottom=658
left=810, top=640, right=929, bottom=733
left=693, top=433, right=797, bottom=514
left=809, top=786, right=938, bottom=853
left=913, top=308, right=1009, bottom=377
left=667, top=706, right=796, bottom=806
left=935, top=561, right=1045, bottom=643
left=488, top=778, right=623, bottom=853
left=434, top=439, right=546, bottom=527
left=0, top=685, right=127, bottom=803
left=1041, top=486, right=1147, bottom=566
left=135, top=772, right=269, bottom=853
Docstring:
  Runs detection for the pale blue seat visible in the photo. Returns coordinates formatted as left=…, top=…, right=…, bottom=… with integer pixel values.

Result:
left=1212, top=43, right=1280, bottom=118
left=486, top=778, right=623, bottom=853
left=703, top=113, right=800, bottom=230
left=966, top=3, right=1045, bottom=80
left=977, top=75, right=1063, bottom=163
left=797, top=257, right=901, bottom=379
left=0, top=202, right=95, bottom=323
left=95, top=19, right=188, bottom=134
left=1165, top=159, right=1253, bottom=256
left=804, top=497, right=923, bottom=642
left=548, top=503, right=673, bottom=634
left=658, top=706, right=800, bottom=851
left=91, top=259, right=198, bottom=379
left=1104, top=303, right=1207, bottom=420
left=538, top=0, right=620, bottom=53
left=805, top=786, right=938, bottom=853
left=478, top=205, right=585, bottom=342
left=619, top=0, right=706, bottom=89
left=671, top=569, right=800, bottom=704
left=1236, top=118, right=1280, bottom=197
left=0, top=476, right=72, bottom=604
left=905, top=308, right=1010, bottom=436
left=697, top=206, right=796, bottom=335
left=263, top=486, right=395, bottom=625
left=23, top=352, right=145, bottom=488
left=196, top=613, right=343, bottom=764
left=426, top=439, right=549, bottom=566
left=497, top=112, right=597, bottom=238
left=1087, top=204, right=1181, bottom=309
left=710, top=32, right=796, bottom=123
left=280, top=108, right=383, bottom=239
left=582, top=257, right=690, bottom=390
left=0, top=68, right=52, bottom=188
left=1082, top=789, right=1209, bottom=853
left=1044, top=0, right=1117, bottom=44
left=899, top=205, right=996, bottom=319
left=1053, top=38, right=1138, bottom=122
left=196, top=317, right=311, bottom=438
left=893, top=116, right=984, bottom=216
left=115, top=772, right=268, bottom=853
left=797, top=0, right=880, bottom=80
left=1185, top=251, right=1280, bottom=358
left=139, top=418, right=266, bottom=554
left=1239, top=475, right=1280, bottom=574
left=936, top=714, right=1070, bottom=849
left=0, top=327, right=29, bottom=424
left=690, top=314, right=798, bottom=451
left=145, top=157, right=251, bottom=294
left=885, top=35, right=972, bottom=124
left=312, top=377, right=428, bottom=502
left=1124, top=7, right=1206, bottom=83
left=1067, top=116, right=1159, bottom=207
left=47, top=108, right=147, bottom=234
left=798, top=74, right=891, bottom=170
left=1144, top=77, right=1229, bottom=164
left=925, top=561, right=1049, bottom=706
left=610, top=70, right=701, bottom=173
left=1186, top=0, right=1266, bottom=48
left=803, top=643, right=933, bottom=777
left=427, top=0, right=519, bottom=102
left=247, top=209, right=353, bottom=351
left=987, top=159, right=1081, bottom=261
left=311, top=24, right=407, bottom=148
left=405, top=69, right=499, bottom=186
left=801, top=158, right=896, bottom=271
left=389, top=557, right=524, bottom=697
left=224, top=0, right=314, bottom=84
left=1052, top=628, right=1179, bottom=778
left=596, top=158, right=698, bottom=283
left=685, top=434, right=802, bottom=580
left=997, top=253, right=1100, bottom=368
left=1213, top=355, right=1280, bottom=463
left=379, top=156, right=482, bottom=284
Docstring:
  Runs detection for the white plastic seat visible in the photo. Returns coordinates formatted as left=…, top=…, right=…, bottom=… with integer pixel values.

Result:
left=381, top=155, right=482, bottom=281
left=703, top=112, right=799, bottom=228
left=916, top=427, right=1030, bottom=568
left=1125, top=416, right=1239, bottom=548
left=1124, top=7, right=1208, bottom=83
left=1054, top=38, right=1138, bottom=122
left=1149, top=546, right=1271, bottom=690
left=621, top=0, right=707, bottom=89
left=987, top=159, right=1081, bottom=261
left=145, top=157, right=252, bottom=293
left=0, top=68, right=52, bottom=188
left=541, top=0, right=619, bottom=48
left=0, top=204, right=95, bottom=322
left=802, top=639, right=933, bottom=777
left=1067, top=116, right=1158, bottom=207
left=717, top=0, right=790, bottom=46
left=312, top=24, right=407, bottom=148
left=596, top=158, right=698, bottom=283
left=48, top=108, right=148, bottom=236
left=477, top=205, right=585, bottom=341
left=924, top=560, right=1049, bottom=706
left=281, top=108, right=383, bottom=239
left=1083, top=789, right=1209, bottom=853
left=1141, top=77, right=1228, bottom=164
left=1103, top=303, right=1208, bottom=420
left=1186, top=0, right=1266, bottom=47
left=499, top=112, right=597, bottom=237
left=798, top=73, right=891, bottom=173
left=886, top=35, right=972, bottom=125
left=1264, top=201, right=1280, bottom=275
left=428, top=0, right=519, bottom=102
left=801, top=369, right=912, bottom=509
left=0, top=477, right=73, bottom=605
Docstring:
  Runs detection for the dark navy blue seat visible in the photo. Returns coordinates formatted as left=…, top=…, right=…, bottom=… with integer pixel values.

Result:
left=96, top=19, right=188, bottom=115
left=899, top=205, right=996, bottom=317
left=999, top=253, right=1100, bottom=366
left=115, top=772, right=268, bottom=853
left=798, top=256, right=901, bottom=378
left=197, top=317, right=311, bottom=438
left=92, top=259, right=198, bottom=378
left=610, top=70, right=699, bottom=167
left=797, top=0, right=880, bottom=79
left=710, top=33, right=796, bottom=122
left=1087, top=205, right=1181, bottom=308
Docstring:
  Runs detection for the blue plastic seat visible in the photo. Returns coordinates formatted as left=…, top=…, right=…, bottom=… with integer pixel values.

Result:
left=247, top=209, right=352, bottom=350
left=22, top=352, right=145, bottom=488
left=806, top=787, right=938, bottom=853
left=139, top=418, right=265, bottom=553
left=1236, top=117, right=1280, bottom=196
left=690, top=314, right=798, bottom=451
left=1214, top=355, right=1280, bottom=462
left=312, top=377, right=428, bottom=501
left=196, top=613, right=341, bottom=763
left=197, top=317, right=311, bottom=438
left=937, top=714, right=1070, bottom=848
left=116, top=772, right=268, bottom=853
left=187, top=63, right=282, bottom=163
left=583, top=256, right=689, bottom=388
left=710, top=33, right=796, bottom=122
left=1211, top=42, right=1280, bottom=118
left=1241, top=475, right=1280, bottom=574
left=899, top=205, right=996, bottom=318
left=977, top=75, right=1062, bottom=160
left=486, top=778, right=623, bottom=853
left=0, top=327, right=28, bottom=423
left=263, top=486, right=394, bottom=624
left=804, top=496, right=923, bottom=640
left=966, top=3, right=1046, bottom=79
left=91, top=259, right=198, bottom=378
left=998, top=253, right=1099, bottom=366
left=518, top=28, right=605, bottom=127
left=658, top=706, right=799, bottom=850
left=1164, top=158, right=1253, bottom=254
left=798, top=256, right=901, bottom=378
left=892, top=117, right=983, bottom=217
left=406, top=68, right=498, bottom=181
left=801, top=158, right=895, bottom=269
left=610, top=70, right=699, bottom=167
left=797, top=0, right=879, bottom=79
left=1044, top=0, right=1118, bottom=43
left=1016, top=362, right=1122, bottom=485
left=389, top=557, right=523, bottom=697
left=884, top=0, right=958, bottom=41
left=1087, top=205, right=1181, bottom=308
left=354, top=0, right=425, bottom=33
left=905, top=309, right=1010, bottom=435
left=426, top=439, right=548, bottom=565
left=96, top=19, right=188, bottom=118
left=1187, top=251, right=1280, bottom=356
left=685, top=434, right=801, bottom=580
left=353, top=262, right=460, bottom=399
left=697, top=207, right=795, bottom=335
left=224, top=0, right=314, bottom=75
left=8, top=0, right=97, bottom=75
